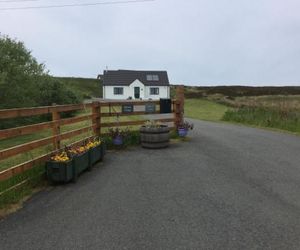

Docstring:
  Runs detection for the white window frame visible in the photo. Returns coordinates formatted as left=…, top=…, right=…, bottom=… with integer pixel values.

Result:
left=150, top=87, right=159, bottom=95
left=113, top=87, right=124, bottom=95
left=146, top=75, right=159, bottom=81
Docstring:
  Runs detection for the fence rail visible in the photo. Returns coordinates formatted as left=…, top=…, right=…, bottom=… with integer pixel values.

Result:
left=0, top=86, right=185, bottom=189
left=0, top=103, right=93, bottom=119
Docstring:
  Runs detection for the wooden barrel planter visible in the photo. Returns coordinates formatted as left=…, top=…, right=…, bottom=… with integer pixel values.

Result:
left=140, top=125, right=170, bottom=149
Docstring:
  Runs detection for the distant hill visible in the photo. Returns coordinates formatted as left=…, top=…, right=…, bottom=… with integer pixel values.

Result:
left=183, top=85, right=300, bottom=98
left=53, top=78, right=300, bottom=100
left=53, top=77, right=102, bottom=99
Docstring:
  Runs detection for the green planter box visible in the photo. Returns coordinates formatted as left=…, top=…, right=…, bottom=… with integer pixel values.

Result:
left=73, top=151, right=90, bottom=181
left=89, top=144, right=104, bottom=166
left=46, top=144, right=105, bottom=184
left=46, top=160, right=74, bottom=183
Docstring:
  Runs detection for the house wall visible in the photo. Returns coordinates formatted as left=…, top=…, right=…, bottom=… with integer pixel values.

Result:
left=144, top=86, right=170, bottom=100
left=103, top=80, right=170, bottom=100
left=103, top=86, right=131, bottom=100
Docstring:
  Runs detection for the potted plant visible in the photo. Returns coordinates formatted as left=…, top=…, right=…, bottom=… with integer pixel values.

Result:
left=46, top=150, right=74, bottom=183
left=178, top=120, right=194, bottom=137
left=140, top=120, right=170, bottom=149
left=108, top=127, right=129, bottom=146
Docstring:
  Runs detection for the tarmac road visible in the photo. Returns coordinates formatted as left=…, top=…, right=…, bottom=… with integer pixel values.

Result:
left=1, top=119, right=300, bottom=250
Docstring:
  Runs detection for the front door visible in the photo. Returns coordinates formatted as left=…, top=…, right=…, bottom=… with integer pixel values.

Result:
left=134, top=87, right=140, bottom=99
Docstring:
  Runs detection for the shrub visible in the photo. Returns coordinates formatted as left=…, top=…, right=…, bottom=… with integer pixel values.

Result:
left=0, top=34, right=81, bottom=129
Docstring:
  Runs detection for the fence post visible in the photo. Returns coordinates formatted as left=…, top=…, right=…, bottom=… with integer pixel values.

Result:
left=174, top=100, right=180, bottom=129
left=99, top=102, right=102, bottom=136
left=51, top=103, right=61, bottom=150
left=92, top=101, right=101, bottom=137
left=174, top=85, right=184, bottom=128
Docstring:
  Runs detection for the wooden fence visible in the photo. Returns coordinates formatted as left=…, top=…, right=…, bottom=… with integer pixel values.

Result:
left=0, top=86, right=184, bottom=186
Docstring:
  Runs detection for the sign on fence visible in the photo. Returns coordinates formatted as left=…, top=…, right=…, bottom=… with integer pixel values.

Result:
left=145, top=103, right=156, bottom=113
left=122, top=104, right=134, bottom=113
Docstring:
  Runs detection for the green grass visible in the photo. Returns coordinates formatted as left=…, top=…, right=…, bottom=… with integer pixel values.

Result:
left=185, top=98, right=229, bottom=121
left=54, top=77, right=102, bottom=99
left=222, top=107, right=300, bottom=134
left=185, top=97, right=300, bottom=136
left=0, top=165, right=45, bottom=210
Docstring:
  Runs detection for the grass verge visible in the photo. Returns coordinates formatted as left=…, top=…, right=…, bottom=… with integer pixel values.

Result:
left=185, top=98, right=229, bottom=121
left=222, top=107, right=300, bottom=134
left=185, top=97, right=300, bottom=136
left=0, top=164, right=46, bottom=213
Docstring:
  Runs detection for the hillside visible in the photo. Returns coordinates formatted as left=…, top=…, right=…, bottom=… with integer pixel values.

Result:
left=183, top=85, right=300, bottom=98
left=52, top=79, right=300, bottom=101
left=54, top=77, right=102, bottom=99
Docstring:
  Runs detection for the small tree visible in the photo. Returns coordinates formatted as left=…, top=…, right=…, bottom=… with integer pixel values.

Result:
left=0, top=34, right=46, bottom=108
left=0, top=34, right=81, bottom=128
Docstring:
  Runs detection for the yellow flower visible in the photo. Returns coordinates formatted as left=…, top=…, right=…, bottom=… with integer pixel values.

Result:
left=51, top=152, right=70, bottom=162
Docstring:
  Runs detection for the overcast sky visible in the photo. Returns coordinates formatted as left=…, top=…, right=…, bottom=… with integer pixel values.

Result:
left=1, top=0, right=300, bottom=86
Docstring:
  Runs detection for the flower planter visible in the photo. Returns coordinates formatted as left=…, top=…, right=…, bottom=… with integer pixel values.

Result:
left=113, top=135, right=123, bottom=146
left=178, top=128, right=188, bottom=137
left=88, top=144, right=104, bottom=166
left=140, top=125, right=170, bottom=149
left=46, top=140, right=105, bottom=184
left=73, top=151, right=90, bottom=181
left=46, top=160, right=74, bottom=183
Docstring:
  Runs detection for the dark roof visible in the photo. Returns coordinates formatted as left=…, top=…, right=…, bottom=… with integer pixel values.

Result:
left=102, top=70, right=170, bottom=86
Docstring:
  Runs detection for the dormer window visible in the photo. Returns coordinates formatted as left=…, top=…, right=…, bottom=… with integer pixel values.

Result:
left=146, top=74, right=159, bottom=81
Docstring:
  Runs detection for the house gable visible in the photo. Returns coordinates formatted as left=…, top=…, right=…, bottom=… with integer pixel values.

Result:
left=129, top=79, right=145, bottom=87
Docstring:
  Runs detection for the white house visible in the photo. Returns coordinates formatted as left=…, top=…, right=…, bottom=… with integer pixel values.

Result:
left=100, top=70, right=170, bottom=100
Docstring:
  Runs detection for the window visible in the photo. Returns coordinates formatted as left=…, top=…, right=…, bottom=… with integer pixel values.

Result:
left=152, top=75, right=159, bottom=81
left=150, top=87, right=159, bottom=95
left=114, top=87, right=123, bottom=95
left=146, top=75, right=159, bottom=81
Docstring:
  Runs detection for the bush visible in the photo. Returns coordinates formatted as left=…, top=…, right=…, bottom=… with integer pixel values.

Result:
left=0, top=35, right=45, bottom=109
left=37, top=77, right=80, bottom=107
left=0, top=34, right=81, bottom=129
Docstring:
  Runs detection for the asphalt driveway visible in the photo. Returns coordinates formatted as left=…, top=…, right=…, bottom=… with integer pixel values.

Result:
left=1, top=119, right=300, bottom=250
